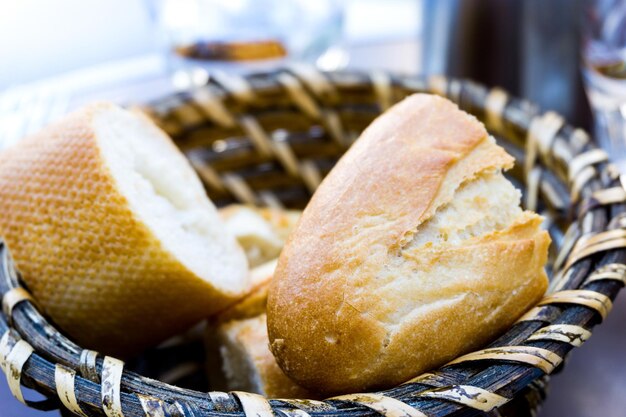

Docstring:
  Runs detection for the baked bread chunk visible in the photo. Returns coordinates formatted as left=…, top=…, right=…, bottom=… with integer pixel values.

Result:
left=0, top=103, right=249, bottom=356
left=267, top=94, right=550, bottom=394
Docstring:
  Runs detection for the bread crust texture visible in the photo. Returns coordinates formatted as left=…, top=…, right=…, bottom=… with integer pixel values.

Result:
left=267, top=94, right=550, bottom=394
left=0, top=103, right=248, bottom=356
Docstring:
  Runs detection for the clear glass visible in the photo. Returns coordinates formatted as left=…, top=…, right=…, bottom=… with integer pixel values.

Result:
left=147, top=0, right=346, bottom=86
left=582, top=0, right=626, bottom=169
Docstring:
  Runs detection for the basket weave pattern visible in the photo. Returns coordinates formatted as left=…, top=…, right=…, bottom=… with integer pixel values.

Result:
left=1, top=67, right=625, bottom=417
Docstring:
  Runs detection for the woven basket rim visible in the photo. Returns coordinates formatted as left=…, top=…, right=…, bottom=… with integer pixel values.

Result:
left=1, top=67, right=625, bottom=417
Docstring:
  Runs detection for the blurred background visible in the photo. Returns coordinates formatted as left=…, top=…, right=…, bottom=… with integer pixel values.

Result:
left=0, top=0, right=594, bottom=146
left=1, top=1, right=626, bottom=416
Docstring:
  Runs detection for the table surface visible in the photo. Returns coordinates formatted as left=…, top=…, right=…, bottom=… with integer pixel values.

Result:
left=1, top=52, right=625, bottom=417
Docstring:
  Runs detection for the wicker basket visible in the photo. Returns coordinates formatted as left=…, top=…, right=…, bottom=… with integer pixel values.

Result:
left=1, top=66, right=625, bottom=417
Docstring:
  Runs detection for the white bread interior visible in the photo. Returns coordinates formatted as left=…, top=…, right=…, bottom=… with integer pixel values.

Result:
left=219, top=205, right=301, bottom=267
left=218, top=315, right=268, bottom=394
left=410, top=169, right=522, bottom=248
left=95, top=107, right=248, bottom=293
left=219, top=206, right=283, bottom=267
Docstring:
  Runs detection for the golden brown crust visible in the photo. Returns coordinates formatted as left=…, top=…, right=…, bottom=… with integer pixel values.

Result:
left=267, top=94, right=549, bottom=394
left=0, top=103, right=246, bottom=356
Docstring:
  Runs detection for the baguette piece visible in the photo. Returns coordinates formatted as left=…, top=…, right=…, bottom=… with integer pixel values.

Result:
left=267, top=94, right=550, bottom=394
left=0, top=103, right=249, bottom=356
left=220, top=205, right=301, bottom=267
left=215, top=314, right=314, bottom=398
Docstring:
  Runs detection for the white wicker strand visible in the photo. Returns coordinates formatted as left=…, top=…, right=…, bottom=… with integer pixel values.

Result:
left=192, top=87, right=236, bottom=127
left=485, top=88, right=508, bottom=134
left=4, top=339, right=34, bottom=405
left=222, top=173, right=257, bottom=205
left=330, top=393, right=427, bottom=417
left=101, top=356, right=125, bottom=417
left=420, top=385, right=508, bottom=412
left=137, top=394, right=168, bottom=417
left=276, top=73, right=321, bottom=119
left=2, top=287, right=35, bottom=324
left=299, top=160, right=323, bottom=193
left=286, top=63, right=336, bottom=98
left=371, top=70, right=393, bottom=111
left=55, top=364, right=89, bottom=417
left=232, top=391, right=275, bottom=417
left=527, top=324, right=591, bottom=347
left=240, top=116, right=274, bottom=157
left=0, top=329, right=12, bottom=374
left=211, top=71, right=255, bottom=103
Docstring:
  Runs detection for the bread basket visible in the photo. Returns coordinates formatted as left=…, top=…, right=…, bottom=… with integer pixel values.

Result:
left=1, top=66, right=625, bottom=417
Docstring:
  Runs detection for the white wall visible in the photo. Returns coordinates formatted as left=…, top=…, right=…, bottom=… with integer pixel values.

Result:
left=0, top=0, right=421, bottom=90
left=0, top=0, right=158, bottom=88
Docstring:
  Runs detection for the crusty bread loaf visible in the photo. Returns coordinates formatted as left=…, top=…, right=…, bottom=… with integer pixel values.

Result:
left=220, top=205, right=301, bottom=267
left=267, top=94, right=550, bottom=394
left=0, top=103, right=249, bottom=356
left=214, top=314, right=314, bottom=398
